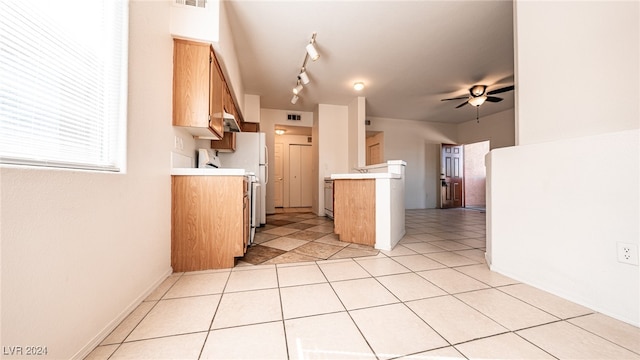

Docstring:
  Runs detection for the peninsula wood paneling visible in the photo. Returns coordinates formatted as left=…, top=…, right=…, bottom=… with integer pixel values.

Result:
left=171, top=176, right=244, bottom=271
left=333, top=179, right=375, bottom=246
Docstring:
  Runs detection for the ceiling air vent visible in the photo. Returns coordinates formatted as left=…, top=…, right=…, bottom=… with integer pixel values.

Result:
left=175, top=0, right=207, bottom=9
left=287, top=114, right=301, bottom=121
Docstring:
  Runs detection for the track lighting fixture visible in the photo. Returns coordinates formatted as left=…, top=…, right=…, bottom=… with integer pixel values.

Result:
left=289, top=33, right=320, bottom=105
left=292, top=80, right=303, bottom=95
left=306, top=43, right=319, bottom=61
left=298, top=69, right=310, bottom=85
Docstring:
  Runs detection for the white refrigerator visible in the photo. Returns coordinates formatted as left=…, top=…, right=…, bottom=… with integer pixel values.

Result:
left=218, top=132, right=268, bottom=225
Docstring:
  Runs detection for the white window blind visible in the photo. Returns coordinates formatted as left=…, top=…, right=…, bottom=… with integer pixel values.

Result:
left=0, top=0, right=128, bottom=172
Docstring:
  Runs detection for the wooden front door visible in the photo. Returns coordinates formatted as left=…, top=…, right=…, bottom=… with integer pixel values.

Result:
left=441, top=144, right=464, bottom=208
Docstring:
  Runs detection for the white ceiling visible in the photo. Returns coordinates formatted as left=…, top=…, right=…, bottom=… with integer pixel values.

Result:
left=225, top=0, right=515, bottom=124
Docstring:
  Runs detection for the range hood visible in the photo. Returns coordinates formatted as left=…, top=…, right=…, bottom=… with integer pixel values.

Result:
left=213, top=111, right=241, bottom=132
left=222, top=111, right=241, bottom=132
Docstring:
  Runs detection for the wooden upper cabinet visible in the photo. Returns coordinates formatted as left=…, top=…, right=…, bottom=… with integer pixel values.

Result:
left=242, top=122, right=260, bottom=132
left=209, top=49, right=225, bottom=138
left=211, top=132, right=236, bottom=152
left=172, top=39, right=223, bottom=140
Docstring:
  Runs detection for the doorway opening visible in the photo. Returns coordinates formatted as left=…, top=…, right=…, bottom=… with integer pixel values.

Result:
left=366, top=131, right=384, bottom=165
left=463, top=140, right=490, bottom=211
left=274, top=125, right=313, bottom=209
left=439, top=141, right=490, bottom=209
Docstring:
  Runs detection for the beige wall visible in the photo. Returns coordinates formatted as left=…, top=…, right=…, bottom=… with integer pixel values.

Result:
left=1, top=1, right=175, bottom=358
left=457, top=108, right=515, bottom=149
left=348, top=97, right=366, bottom=168
left=316, top=104, right=350, bottom=214
left=366, top=116, right=457, bottom=209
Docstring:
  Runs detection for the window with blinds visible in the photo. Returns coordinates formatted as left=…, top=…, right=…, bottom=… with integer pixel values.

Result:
left=0, top=0, right=128, bottom=172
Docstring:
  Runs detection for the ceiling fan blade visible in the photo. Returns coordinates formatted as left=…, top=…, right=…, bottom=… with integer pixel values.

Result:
left=455, top=101, right=468, bottom=108
left=487, top=85, right=514, bottom=95
left=441, top=95, right=469, bottom=101
left=485, top=96, right=503, bottom=103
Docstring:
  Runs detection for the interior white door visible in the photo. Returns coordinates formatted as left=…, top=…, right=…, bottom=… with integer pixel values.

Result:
left=289, top=144, right=312, bottom=207
left=300, top=145, right=312, bottom=206
left=274, top=143, right=284, bottom=207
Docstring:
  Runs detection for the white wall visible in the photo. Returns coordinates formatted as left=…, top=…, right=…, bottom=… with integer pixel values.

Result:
left=488, top=129, right=639, bottom=325
left=514, top=0, right=639, bottom=145
left=366, top=116, right=457, bottom=209
left=457, top=108, right=515, bottom=149
left=0, top=1, right=174, bottom=358
left=488, top=0, right=640, bottom=326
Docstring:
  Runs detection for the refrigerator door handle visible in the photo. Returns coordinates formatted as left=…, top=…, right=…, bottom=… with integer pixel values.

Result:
left=264, top=145, right=269, bottom=185
left=264, top=163, right=269, bottom=185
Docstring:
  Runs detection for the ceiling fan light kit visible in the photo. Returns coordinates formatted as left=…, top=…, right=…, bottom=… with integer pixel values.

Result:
left=291, top=33, right=320, bottom=105
left=468, top=95, right=487, bottom=107
left=440, top=84, right=514, bottom=122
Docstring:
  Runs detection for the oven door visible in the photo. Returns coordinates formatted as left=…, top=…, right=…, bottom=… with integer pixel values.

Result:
left=324, top=180, right=334, bottom=219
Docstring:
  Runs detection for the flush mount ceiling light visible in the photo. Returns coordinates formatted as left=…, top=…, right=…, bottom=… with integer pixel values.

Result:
left=275, top=129, right=286, bottom=135
left=353, top=82, right=365, bottom=91
left=290, top=33, right=320, bottom=105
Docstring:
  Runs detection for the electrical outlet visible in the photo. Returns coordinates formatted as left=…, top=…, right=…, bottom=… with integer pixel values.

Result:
left=617, top=242, right=639, bottom=265
left=174, top=136, right=180, bottom=150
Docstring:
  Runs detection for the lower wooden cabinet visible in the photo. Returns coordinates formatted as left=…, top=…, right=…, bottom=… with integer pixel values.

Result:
left=171, top=175, right=248, bottom=271
left=333, top=179, right=376, bottom=246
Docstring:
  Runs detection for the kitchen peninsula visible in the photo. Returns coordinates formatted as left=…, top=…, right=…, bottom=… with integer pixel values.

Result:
left=330, top=160, right=406, bottom=251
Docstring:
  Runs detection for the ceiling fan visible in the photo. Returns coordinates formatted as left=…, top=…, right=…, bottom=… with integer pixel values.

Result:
left=441, top=84, right=515, bottom=109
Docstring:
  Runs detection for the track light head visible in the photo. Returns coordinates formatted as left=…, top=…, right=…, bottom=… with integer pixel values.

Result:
left=306, top=43, right=319, bottom=61
left=293, top=83, right=303, bottom=95
left=291, top=95, right=299, bottom=104
left=298, top=69, right=310, bottom=85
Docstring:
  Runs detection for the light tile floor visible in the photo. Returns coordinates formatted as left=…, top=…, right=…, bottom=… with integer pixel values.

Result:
left=86, top=208, right=640, bottom=360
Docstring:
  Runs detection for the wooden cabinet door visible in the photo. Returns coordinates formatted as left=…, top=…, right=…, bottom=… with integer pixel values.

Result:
left=209, top=49, right=224, bottom=138
left=173, top=39, right=209, bottom=128
left=210, top=132, right=236, bottom=152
